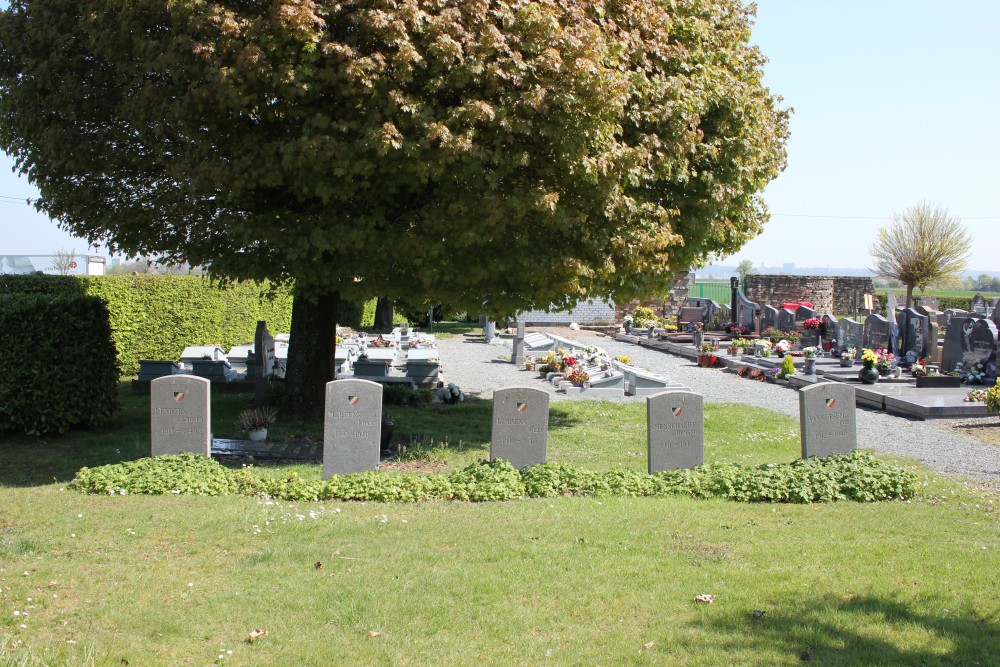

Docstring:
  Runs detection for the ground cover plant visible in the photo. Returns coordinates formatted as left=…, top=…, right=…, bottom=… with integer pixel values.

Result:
left=1, top=384, right=998, bottom=665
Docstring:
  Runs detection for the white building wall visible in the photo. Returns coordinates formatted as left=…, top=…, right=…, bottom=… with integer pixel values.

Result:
left=518, top=299, right=616, bottom=325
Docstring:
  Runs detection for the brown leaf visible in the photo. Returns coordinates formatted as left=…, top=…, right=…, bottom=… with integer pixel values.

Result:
left=367, top=630, right=382, bottom=637
left=248, top=629, right=268, bottom=642
left=314, top=561, right=323, bottom=569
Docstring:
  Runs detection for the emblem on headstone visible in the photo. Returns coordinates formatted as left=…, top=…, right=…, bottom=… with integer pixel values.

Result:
left=826, top=398, right=836, bottom=408
left=517, top=403, right=527, bottom=414
left=672, top=407, right=683, bottom=417
left=173, top=392, right=185, bottom=402
left=348, top=395, right=359, bottom=406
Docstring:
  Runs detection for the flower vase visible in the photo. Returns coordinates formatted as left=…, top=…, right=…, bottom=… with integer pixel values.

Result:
left=803, top=358, right=817, bottom=375
left=840, top=358, right=854, bottom=367
left=878, top=366, right=890, bottom=378
left=858, top=365, right=880, bottom=384
left=249, top=428, right=268, bottom=442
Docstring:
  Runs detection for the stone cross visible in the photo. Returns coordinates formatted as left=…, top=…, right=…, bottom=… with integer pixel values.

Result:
left=150, top=375, right=211, bottom=457
left=511, top=321, right=525, bottom=366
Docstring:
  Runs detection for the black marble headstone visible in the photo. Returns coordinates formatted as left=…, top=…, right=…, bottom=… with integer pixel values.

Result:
left=962, top=318, right=997, bottom=375
left=895, top=308, right=929, bottom=363
left=795, top=305, right=817, bottom=322
left=736, top=291, right=759, bottom=329
left=862, top=314, right=891, bottom=352
left=762, top=305, right=778, bottom=330
left=776, top=309, right=796, bottom=333
left=836, top=318, right=864, bottom=352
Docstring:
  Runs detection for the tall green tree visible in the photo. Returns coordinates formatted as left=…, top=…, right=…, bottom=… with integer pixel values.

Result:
left=0, top=0, right=789, bottom=417
left=735, top=259, right=756, bottom=283
left=870, top=202, right=972, bottom=308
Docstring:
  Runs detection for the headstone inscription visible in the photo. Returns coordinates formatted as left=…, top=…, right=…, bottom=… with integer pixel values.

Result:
left=776, top=308, right=796, bottom=333
left=895, top=308, right=929, bottom=363
left=491, top=387, right=549, bottom=469
left=150, top=375, right=211, bottom=457
left=647, top=391, right=704, bottom=472
left=511, top=321, right=525, bottom=366
left=323, top=379, right=382, bottom=477
left=799, top=384, right=856, bottom=459
left=862, top=314, right=891, bottom=352
left=835, top=318, right=864, bottom=352
left=961, top=318, right=998, bottom=375
left=762, top=305, right=778, bottom=330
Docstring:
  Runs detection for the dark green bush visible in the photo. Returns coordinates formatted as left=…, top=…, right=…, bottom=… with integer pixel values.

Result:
left=0, top=274, right=292, bottom=376
left=73, top=451, right=917, bottom=504
left=0, top=294, right=119, bottom=435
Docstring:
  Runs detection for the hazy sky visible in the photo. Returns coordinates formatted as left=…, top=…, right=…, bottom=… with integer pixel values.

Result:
left=0, top=1, right=997, bottom=270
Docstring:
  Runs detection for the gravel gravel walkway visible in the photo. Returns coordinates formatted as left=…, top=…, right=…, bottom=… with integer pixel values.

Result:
left=436, top=328, right=1000, bottom=487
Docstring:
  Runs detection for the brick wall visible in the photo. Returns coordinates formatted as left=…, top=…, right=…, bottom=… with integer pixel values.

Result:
left=745, top=275, right=875, bottom=316
left=518, top=298, right=617, bottom=325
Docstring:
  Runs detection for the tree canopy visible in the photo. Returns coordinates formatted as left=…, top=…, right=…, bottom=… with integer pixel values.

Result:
left=0, top=0, right=788, bottom=415
left=0, top=0, right=788, bottom=312
left=870, top=202, right=972, bottom=307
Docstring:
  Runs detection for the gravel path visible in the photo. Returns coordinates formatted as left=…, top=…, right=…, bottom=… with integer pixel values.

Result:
left=436, top=329, right=1000, bottom=487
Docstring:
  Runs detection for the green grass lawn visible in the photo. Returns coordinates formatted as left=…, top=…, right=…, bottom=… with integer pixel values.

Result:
left=1, top=385, right=998, bottom=665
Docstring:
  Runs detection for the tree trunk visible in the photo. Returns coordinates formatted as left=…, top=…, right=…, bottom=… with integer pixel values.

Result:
left=285, top=289, right=339, bottom=420
left=374, top=297, right=394, bottom=330
left=905, top=284, right=914, bottom=309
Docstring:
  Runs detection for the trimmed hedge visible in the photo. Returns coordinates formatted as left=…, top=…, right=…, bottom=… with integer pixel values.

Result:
left=72, top=451, right=918, bottom=504
left=879, top=292, right=978, bottom=312
left=0, top=294, right=119, bottom=435
left=0, top=274, right=293, bottom=376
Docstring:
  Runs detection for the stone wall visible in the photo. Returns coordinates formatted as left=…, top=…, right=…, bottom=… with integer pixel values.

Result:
left=614, top=271, right=692, bottom=321
left=745, top=275, right=875, bottom=315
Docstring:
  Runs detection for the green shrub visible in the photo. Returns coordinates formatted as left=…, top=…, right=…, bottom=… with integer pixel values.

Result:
left=0, top=274, right=292, bottom=376
left=779, top=354, right=796, bottom=379
left=0, top=294, right=119, bottom=435
left=73, top=451, right=916, bottom=504
left=632, top=306, right=656, bottom=323
left=382, top=384, right=435, bottom=407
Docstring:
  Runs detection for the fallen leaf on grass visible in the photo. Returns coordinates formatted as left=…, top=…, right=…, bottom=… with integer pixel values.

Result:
left=694, top=594, right=715, bottom=604
left=643, top=642, right=655, bottom=649
left=367, top=631, right=382, bottom=638
left=248, top=629, right=268, bottom=642
left=314, top=561, right=323, bottom=569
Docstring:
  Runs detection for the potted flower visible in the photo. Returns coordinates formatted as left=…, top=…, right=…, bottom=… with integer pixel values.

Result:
left=964, top=362, right=987, bottom=385
left=236, top=406, right=278, bottom=442
left=730, top=337, right=751, bottom=356
left=915, top=359, right=962, bottom=389
left=623, top=314, right=634, bottom=334
left=564, top=368, right=590, bottom=387
left=615, top=354, right=632, bottom=365
left=874, top=349, right=894, bottom=377
left=697, top=341, right=718, bottom=367
left=802, top=317, right=821, bottom=330
left=754, top=339, right=772, bottom=357
left=691, top=321, right=705, bottom=349
left=840, top=348, right=856, bottom=367
left=524, top=355, right=536, bottom=372
left=802, top=346, right=818, bottom=374
left=858, top=348, right=880, bottom=384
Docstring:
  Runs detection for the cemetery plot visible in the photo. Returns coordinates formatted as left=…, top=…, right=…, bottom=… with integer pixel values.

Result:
left=799, top=384, right=856, bottom=458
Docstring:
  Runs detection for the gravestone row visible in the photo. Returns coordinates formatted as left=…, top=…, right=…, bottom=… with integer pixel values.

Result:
left=150, top=381, right=858, bottom=477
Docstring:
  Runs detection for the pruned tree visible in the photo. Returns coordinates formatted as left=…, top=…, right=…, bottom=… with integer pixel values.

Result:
left=0, top=0, right=789, bottom=417
left=870, top=202, right=972, bottom=307
left=49, top=247, right=76, bottom=275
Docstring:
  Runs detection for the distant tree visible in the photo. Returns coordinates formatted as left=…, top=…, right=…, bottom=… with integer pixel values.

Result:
left=870, top=202, right=971, bottom=307
left=973, top=273, right=999, bottom=292
left=49, top=247, right=76, bottom=275
left=736, top=259, right=756, bottom=282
